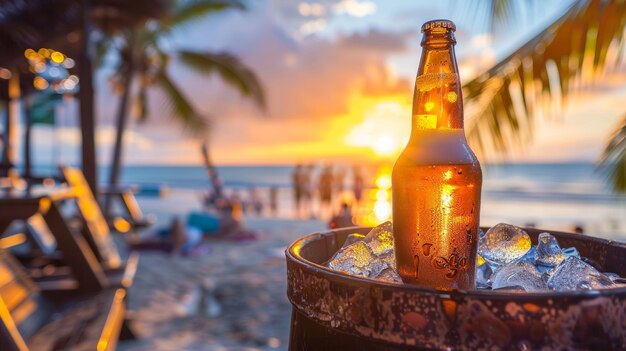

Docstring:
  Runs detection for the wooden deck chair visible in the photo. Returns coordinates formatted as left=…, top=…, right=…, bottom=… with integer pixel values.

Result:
left=100, top=186, right=155, bottom=233
left=0, top=191, right=136, bottom=294
left=61, top=167, right=124, bottom=270
left=24, top=214, right=56, bottom=257
left=0, top=192, right=107, bottom=293
left=0, top=248, right=128, bottom=351
left=22, top=202, right=138, bottom=292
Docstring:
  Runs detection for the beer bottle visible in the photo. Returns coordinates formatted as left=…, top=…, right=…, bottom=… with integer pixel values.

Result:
left=392, top=19, right=482, bottom=290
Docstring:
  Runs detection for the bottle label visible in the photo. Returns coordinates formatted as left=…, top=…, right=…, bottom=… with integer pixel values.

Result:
left=414, top=114, right=437, bottom=129
left=415, top=72, right=457, bottom=92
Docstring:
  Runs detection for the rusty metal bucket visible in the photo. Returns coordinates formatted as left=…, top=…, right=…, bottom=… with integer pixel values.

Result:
left=286, top=227, right=626, bottom=350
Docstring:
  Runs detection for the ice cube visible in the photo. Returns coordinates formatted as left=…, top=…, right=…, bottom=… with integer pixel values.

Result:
left=492, top=286, right=525, bottom=292
left=490, top=261, right=547, bottom=292
left=603, top=272, right=626, bottom=284
left=478, top=223, right=532, bottom=266
left=475, top=263, right=493, bottom=289
left=562, top=247, right=580, bottom=259
left=363, top=221, right=394, bottom=256
left=364, top=222, right=396, bottom=270
left=329, top=241, right=379, bottom=277
left=342, top=233, right=365, bottom=248
left=534, top=233, right=565, bottom=267
left=517, top=246, right=537, bottom=265
left=547, top=256, right=615, bottom=291
left=328, top=222, right=396, bottom=278
left=604, top=272, right=621, bottom=280
left=375, top=268, right=402, bottom=282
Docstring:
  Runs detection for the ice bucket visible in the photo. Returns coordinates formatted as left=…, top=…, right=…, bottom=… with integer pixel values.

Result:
left=286, top=227, right=626, bottom=350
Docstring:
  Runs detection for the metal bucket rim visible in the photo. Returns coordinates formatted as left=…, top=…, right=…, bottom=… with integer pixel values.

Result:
left=286, top=227, right=626, bottom=299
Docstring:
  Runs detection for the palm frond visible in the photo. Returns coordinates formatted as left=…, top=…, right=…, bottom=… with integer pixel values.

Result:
left=599, top=116, right=626, bottom=192
left=463, top=0, right=626, bottom=156
left=167, top=0, right=245, bottom=27
left=178, top=50, right=266, bottom=111
left=90, top=0, right=170, bottom=34
left=466, top=0, right=525, bottom=33
left=490, top=0, right=515, bottom=31
left=154, top=68, right=208, bottom=132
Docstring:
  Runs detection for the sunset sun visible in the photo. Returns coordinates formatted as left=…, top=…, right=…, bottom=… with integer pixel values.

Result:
left=344, top=98, right=411, bottom=159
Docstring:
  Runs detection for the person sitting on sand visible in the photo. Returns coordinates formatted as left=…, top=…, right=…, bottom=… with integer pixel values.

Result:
left=188, top=197, right=258, bottom=241
left=328, top=202, right=355, bottom=229
left=131, top=217, right=202, bottom=255
left=135, top=198, right=258, bottom=255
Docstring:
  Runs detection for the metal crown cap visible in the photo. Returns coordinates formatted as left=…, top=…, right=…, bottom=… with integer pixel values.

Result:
left=421, top=19, right=456, bottom=33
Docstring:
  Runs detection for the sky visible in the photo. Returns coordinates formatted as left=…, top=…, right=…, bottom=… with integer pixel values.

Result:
left=23, top=0, right=626, bottom=166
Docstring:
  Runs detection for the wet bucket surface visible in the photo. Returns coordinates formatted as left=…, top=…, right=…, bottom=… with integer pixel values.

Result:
left=286, top=227, right=626, bottom=350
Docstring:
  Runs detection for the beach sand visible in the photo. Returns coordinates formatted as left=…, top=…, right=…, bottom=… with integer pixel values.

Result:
left=118, top=217, right=326, bottom=351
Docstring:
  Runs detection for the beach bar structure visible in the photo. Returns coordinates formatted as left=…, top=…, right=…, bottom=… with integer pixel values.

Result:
left=0, top=0, right=169, bottom=190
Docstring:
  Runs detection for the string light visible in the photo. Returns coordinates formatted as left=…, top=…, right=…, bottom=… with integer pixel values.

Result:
left=24, top=48, right=78, bottom=94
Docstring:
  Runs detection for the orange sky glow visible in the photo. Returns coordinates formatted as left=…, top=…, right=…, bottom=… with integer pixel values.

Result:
left=22, top=1, right=626, bottom=167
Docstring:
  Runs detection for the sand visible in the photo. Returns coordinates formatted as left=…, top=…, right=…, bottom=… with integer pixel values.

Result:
left=118, top=218, right=327, bottom=351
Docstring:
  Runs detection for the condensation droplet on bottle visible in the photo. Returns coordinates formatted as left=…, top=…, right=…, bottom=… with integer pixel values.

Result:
left=422, top=243, right=433, bottom=256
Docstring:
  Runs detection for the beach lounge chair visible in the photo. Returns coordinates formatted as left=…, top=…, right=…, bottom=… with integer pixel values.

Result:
left=0, top=190, right=137, bottom=294
left=99, top=185, right=155, bottom=232
left=59, top=167, right=126, bottom=269
left=60, top=166, right=154, bottom=234
left=0, top=247, right=128, bottom=351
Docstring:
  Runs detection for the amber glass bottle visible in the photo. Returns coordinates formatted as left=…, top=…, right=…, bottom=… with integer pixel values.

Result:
left=392, top=20, right=482, bottom=290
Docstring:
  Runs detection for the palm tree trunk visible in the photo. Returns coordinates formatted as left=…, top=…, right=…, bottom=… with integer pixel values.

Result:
left=78, top=0, right=98, bottom=194
left=23, top=97, right=32, bottom=180
left=104, top=61, right=135, bottom=218
left=2, top=69, right=20, bottom=178
left=201, top=142, right=223, bottom=201
left=0, top=101, right=11, bottom=177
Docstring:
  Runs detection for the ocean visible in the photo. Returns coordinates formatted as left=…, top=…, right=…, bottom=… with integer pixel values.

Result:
left=101, top=162, right=626, bottom=241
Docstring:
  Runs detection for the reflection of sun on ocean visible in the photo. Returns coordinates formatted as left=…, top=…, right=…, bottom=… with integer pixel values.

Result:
left=354, top=166, right=393, bottom=227
left=344, top=97, right=411, bottom=158
left=342, top=97, right=409, bottom=226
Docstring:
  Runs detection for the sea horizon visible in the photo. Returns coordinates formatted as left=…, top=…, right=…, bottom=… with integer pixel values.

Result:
left=52, top=161, right=622, bottom=241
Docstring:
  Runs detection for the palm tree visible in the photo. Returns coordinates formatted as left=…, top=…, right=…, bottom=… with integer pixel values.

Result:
left=462, top=0, right=626, bottom=191
left=99, top=0, right=266, bottom=216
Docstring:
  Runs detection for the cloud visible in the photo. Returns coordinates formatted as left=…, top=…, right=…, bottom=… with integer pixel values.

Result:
left=27, top=126, right=158, bottom=165
left=339, top=28, right=411, bottom=51
left=332, top=0, right=377, bottom=17
left=133, top=9, right=416, bottom=154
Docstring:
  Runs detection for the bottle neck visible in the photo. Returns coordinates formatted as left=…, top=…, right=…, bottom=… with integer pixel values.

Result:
left=411, top=39, right=463, bottom=134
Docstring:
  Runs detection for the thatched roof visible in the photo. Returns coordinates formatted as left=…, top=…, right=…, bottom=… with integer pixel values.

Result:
left=0, top=0, right=168, bottom=67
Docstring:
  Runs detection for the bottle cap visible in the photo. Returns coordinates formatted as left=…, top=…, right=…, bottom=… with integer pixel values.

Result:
left=421, top=19, right=456, bottom=33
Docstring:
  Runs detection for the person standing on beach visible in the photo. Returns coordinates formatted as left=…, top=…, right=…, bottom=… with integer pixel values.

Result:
left=319, top=165, right=333, bottom=219
left=292, top=164, right=303, bottom=218
left=352, top=165, right=364, bottom=206
left=334, top=166, right=348, bottom=211
left=334, top=167, right=346, bottom=195
left=248, top=186, right=263, bottom=216
left=301, top=164, right=315, bottom=218
left=269, top=187, right=278, bottom=216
